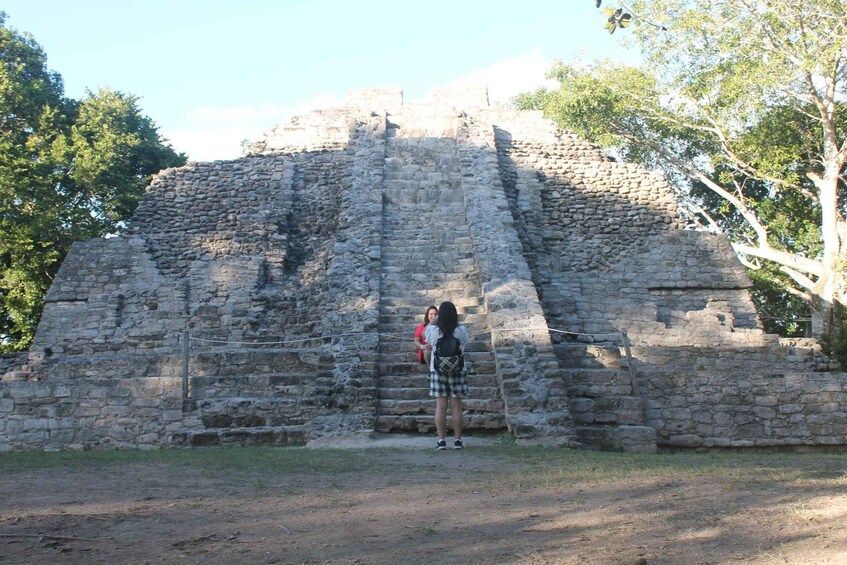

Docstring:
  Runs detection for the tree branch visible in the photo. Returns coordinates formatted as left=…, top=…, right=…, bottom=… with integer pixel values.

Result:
left=617, top=128, right=771, bottom=244
left=733, top=243, right=823, bottom=278
left=780, top=267, right=815, bottom=301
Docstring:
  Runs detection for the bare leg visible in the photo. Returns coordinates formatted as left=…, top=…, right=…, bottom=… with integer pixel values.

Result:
left=450, top=397, right=463, bottom=439
left=423, top=350, right=431, bottom=367
left=435, top=397, right=448, bottom=439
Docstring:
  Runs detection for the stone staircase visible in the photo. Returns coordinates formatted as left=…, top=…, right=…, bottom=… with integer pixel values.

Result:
left=170, top=346, right=322, bottom=446
left=552, top=338, right=657, bottom=452
left=374, top=130, right=505, bottom=434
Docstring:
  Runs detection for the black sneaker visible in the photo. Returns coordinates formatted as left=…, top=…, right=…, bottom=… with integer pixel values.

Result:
left=453, top=439, right=464, bottom=450
left=436, top=439, right=447, bottom=450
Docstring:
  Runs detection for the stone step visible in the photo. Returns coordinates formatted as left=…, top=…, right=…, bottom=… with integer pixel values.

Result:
left=382, top=258, right=477, bottom=270
left=382, top=228, right=472, bottom=239
left=186, top=352, right=326, bottom=379
left=377, top=321, right=486, bottom=333
left=575, top=425, right=657, bottom=454
left=381, top=287, right=481, bottom=299
left=374, top=413, right=506, bottom=434
left=381, top=238, right=473, bottom=249
left=382, top=264, right=477, bottom=275
left=564, top=368, right=636, bottom=398
left=378, top=386, right=501, bottom=401
left=383, top=223, right=468, bottom=230
left=190, top=397, right=311, bottom=428
left=377, top=324, right=488, bottom=336
left=379, top=350, right=494, bottom=364
left=170, top=425, right=310, bottom=447
left=382, top=237, right=474, bottom=249
left=189, top=374, right=317, bottom=399
left=380, top=245, right=475, bottom=256
left=377, top=334, right=491, bottom=350
left=569, top=395, right=645, bottom=426
left=379, top=371, right=499, bottom=389
left=379, top=363, right=498, bottom=377
left=380, top=271, right=478, bottom=283
left=382, top=194, right=465, bottom=206
left=553, top=343, right=623, bottom=369
left=377, top=396, right=504, bottom=415
left=379, top=301, right=487, bottom=320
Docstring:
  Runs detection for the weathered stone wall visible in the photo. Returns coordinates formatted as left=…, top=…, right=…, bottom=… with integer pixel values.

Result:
left=312, top=114, right=387, bottom=436
left=0, top=377, right=184, bottom=450
left=641, top=372, right=847, bottom=448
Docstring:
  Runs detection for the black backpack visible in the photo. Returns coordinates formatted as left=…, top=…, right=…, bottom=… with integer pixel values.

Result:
left=434, top=332, right=464, bottom=375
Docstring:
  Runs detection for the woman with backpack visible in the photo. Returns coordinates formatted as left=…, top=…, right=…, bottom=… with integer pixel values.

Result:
left=423, top=300, right=470, bottom=450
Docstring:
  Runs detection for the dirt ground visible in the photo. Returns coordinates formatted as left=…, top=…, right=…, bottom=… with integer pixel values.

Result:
left=1, top=440, right=846, bottom=565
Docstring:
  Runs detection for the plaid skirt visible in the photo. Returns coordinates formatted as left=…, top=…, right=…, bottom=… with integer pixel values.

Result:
left=429, top=369, right=469, bottom=398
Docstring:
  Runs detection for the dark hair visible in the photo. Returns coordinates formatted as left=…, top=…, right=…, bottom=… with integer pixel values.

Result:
left=436, top=301, right=458, bottom=335
left=422, top=305, right=438, bottom=325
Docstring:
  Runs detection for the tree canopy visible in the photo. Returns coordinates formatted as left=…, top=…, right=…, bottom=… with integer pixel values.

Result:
left=520, top=0, right=846, bottom=342
left=0, top=13, right=186, bottom=351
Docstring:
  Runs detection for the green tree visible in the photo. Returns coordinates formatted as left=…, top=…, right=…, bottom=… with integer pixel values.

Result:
left=0, top=13, right=185, bottom=351
left=521, top=1, right=846, bottom=341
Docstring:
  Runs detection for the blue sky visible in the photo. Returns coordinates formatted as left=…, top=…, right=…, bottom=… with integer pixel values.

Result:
left=3, top=1, right=638, bottom=161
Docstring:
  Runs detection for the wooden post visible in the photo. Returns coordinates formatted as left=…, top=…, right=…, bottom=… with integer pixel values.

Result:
left=181, top=331, right=190, bottom=410
left=619, top=328, right=640, bottom=396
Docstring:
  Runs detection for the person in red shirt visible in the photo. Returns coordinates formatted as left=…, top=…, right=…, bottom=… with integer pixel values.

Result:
left=414, top=305, right=438, bottom=368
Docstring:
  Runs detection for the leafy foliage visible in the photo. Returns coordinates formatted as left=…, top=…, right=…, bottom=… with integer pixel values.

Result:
left=533, top=1, right=847, bottom=346
left=0, top=13, right=186, bottom=350
left=593, top=1, right=666, bottom=34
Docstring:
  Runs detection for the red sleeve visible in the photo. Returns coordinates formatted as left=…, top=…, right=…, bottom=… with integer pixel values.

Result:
left=414, top=323, right=426, bottom=343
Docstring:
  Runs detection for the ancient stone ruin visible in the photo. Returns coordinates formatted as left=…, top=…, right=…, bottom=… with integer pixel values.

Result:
left=1, top=86, right=845, bottom=452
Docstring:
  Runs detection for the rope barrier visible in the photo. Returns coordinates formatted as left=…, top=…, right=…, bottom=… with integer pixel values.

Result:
left=187, top=331, right=412, bottom=347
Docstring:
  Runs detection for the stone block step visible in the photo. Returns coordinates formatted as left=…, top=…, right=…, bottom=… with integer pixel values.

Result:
left=380, top=252, right=476, bottom=264
left=382, top=259, right=477, bottom=272
left=190, top=396, right=312, bottom=428
left=189, top=373, right=317, bottom=399
left=553, top=343, right=623, bottom=369
left=377, top=312, right=484, bottom=326
left=382, top=227, right=472, bottom=239
left=378, top=352, right=497, bottom=378
left=374, top=413, right=507, bottom=434
left=380, top=368, right=499, bottom=385
left=382, top=237, right=474, bottom=249
left=379, top=309, right=487, bottom=322
left=564, top=368, right=636, bottom=398
left=377, top=397, right=504, bottom=416
left=569, top=395, right=645, bottom=426
left=379, top=350, right=494, bottom=365
left=379, top=336, right=491, bottom=352
left=381, top=272, right=478, bottom=284
left=185, top=348, right=326, bottom=378
left=382, top=264, right=477, bottom=275
left=575, top=425, right=657, bottom=453
left=378, top=385, right=500, bottom=401
left=379, top=313, right=488, bottom=328
left=381, top=287, right=480, bottom=299
left=170, top=425, right=310, bottom=447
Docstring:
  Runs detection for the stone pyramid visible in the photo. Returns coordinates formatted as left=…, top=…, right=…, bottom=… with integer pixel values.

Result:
left=1, top=86, right=844, bottom=452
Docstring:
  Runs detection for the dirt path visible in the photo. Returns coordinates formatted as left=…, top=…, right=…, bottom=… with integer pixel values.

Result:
left=1, top=443, right=846, bottom=564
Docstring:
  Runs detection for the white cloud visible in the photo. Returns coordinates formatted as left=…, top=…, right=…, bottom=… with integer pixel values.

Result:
left=161, top=53, right=559, bottom=162
left=162, top=94, right=343, bottom=162
left=430, top=50, right=559, bottom=104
